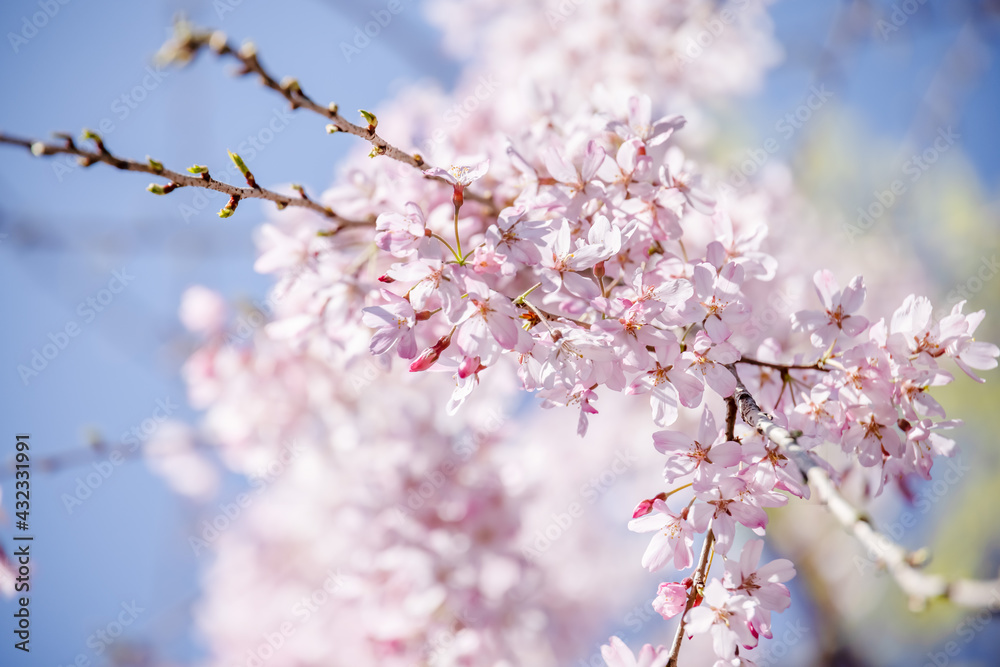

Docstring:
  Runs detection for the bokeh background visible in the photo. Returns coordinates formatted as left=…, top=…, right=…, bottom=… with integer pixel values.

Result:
left=0, top=0, right=998, bottom=665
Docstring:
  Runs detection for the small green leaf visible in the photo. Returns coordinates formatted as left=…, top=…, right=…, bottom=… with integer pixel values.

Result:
left=146, top=183, right=167, bottom=195
left=228, top=150, right=249, bottom=176
left=358, top=109, right=378, bottom=130
left=187, top=164, right=209, bottom=174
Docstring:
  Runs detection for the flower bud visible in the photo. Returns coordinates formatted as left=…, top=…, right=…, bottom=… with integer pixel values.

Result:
left=409, top=332, right=453, bottom=372
left=458, top=356, right=483, bottom=379
left=228, top=150, right=249, bottom=177
left=359, top=109, right=378, bottom=132
left=238, top=41, right=257, bottom=59
left=209, top=31, right=228, bottom=54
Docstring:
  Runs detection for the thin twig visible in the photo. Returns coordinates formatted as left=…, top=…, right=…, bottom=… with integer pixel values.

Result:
left=737, top=356, right=829, bottom=372
left=667, top=528, right=715, bottom=666
left=157, top=22, right=496, bottom=210
left=0, top=132, right=372, bottom=231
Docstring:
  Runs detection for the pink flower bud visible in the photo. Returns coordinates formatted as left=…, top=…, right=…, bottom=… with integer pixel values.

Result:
left=409, top=332, right=453, bottom=372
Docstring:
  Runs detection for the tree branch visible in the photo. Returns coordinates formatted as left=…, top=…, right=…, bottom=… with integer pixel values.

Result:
left=0, top=132, right=372, bottom=231
left=666, top=396, right=737, bottom=666
left=667, top=528, right=714, bottom=667
left=736, top=356, right=829, bottom=372
left=156, top=21, right=496, bottom=209
left=726, top=363, right=1000, bottom=611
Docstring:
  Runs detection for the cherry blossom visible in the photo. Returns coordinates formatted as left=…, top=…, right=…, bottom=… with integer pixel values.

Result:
left=600, top=636, right=670, bottom=667
left=374, top=202, right=427, bottom=257
left=653, top=408, right=741, bottom=490
left=723, top=539, right=795, bottom=638
left=652, top=581, right=690, bottom=620
left=684, top=580, right=760, bottom=660
left=628, top=499, right=695, bottom=571
left=361, top=290, right=418, bottom=359
left=792, top=270, right=869, bottom=347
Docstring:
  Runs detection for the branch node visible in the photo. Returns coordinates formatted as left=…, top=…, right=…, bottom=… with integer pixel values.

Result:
left=218, top=194, right=240, bottom=218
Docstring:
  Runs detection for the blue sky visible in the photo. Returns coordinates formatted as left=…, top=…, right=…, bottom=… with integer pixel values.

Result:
left=0, top=1, right=998, bottom=665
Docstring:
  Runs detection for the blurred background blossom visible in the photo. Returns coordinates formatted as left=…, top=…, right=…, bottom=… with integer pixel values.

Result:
left=1, top=1, right=998, bottom=665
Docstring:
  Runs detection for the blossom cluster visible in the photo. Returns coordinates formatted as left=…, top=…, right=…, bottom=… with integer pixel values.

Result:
left=248, top=83, right=998, bottom=663
left=132, top=0, right=1000, bottom=665
left=345, top=95, right=763, bottom=436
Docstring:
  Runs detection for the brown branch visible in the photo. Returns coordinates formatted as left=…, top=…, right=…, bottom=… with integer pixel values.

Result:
left=0, top=132, right=372, bottom=232
left=158, top=23, right=425, bottom=170
left=156, top=21, right=496, bottom=210
left=666, top=399, right=735, bottom=666
left=667, top=528, right=715, bottom=667
left=725, top=394, right=737, bottom=442
left=737, top=356, right=829, bottom=372
left=726, top=363, right=1000, bottom=611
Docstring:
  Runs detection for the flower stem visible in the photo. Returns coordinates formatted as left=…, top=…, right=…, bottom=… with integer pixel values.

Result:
left=513, top=282, right=543, bottom=305
left=430, top=233, right=461, bottom=263
left=453, top=203, right=464, bottom=260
